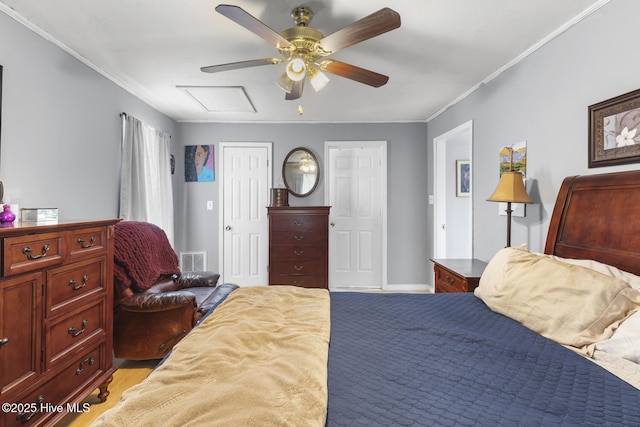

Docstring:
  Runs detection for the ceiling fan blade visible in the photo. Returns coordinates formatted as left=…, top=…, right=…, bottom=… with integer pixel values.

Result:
left=285, top=79, right=304, bottom=100
left=320, top=60, right=389, bottom=87
left=201, top=58, right=282, bottom=73
left=318, top=8, right=400, bottom=54
left=216, top=4, right=292, bottom=49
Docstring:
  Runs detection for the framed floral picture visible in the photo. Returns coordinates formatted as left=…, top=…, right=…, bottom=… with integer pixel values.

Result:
left=589, top=88, right=640, bottom=168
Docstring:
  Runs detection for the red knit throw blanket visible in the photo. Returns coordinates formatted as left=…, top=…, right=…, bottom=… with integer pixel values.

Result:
left=114, top=221, right=180, bottom=292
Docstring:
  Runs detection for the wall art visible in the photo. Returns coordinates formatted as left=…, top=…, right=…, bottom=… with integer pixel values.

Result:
left=589, top=88, right=640, bottom=167
left=185, top=145, right=215, bottom=182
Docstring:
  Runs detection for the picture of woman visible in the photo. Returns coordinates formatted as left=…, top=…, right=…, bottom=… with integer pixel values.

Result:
left=185, top=145, right=215, bottom=182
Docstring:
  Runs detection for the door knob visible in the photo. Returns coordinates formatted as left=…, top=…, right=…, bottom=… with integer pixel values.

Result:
left=225, top=226, right=231, bottom=231
left=330, top=222, right=335, bottom=227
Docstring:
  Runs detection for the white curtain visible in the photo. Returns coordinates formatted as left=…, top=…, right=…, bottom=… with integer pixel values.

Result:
left=119, top=114, right=174, bottom=245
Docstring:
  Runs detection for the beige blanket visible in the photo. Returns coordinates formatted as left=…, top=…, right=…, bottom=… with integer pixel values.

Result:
left=92, top=286, right=331, bottom=427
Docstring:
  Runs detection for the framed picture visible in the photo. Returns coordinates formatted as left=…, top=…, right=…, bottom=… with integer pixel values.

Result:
left=185, top=145, right=215, bottom=182
left=498, top=142, right=527, bottom=218
left=589, top=88, right=640, bottom=168
left=456, top=160, right=470, bottom=197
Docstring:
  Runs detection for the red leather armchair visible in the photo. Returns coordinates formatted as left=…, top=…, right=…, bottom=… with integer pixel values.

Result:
left=112, top=221, right=238, bottom=360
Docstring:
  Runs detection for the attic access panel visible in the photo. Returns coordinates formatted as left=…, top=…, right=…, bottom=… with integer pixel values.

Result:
left=179, top=86, right=256, bottom=113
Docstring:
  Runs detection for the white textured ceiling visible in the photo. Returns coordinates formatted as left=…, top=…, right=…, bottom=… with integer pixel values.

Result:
left=0, top=0, right=608, bottom=123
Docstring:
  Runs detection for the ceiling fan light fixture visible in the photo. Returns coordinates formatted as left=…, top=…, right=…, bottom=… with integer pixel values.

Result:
left=276, top=72, right=294, bottom=93
left=308, top=67, right=330, bottom=92
left=286, top=58, right=306, bottom=81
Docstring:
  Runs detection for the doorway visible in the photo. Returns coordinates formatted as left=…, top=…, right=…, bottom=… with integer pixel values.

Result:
left=433, top=121, right=473, bottom=259
left=218, top=142, right=272, bottom=286
left=325, top=141, right=387, bottom=290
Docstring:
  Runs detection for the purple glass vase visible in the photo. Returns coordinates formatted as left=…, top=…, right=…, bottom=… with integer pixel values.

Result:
left=0, top=204, right=16, bottom=223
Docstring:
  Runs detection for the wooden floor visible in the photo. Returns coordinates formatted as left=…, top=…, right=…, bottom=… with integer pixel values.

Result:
left=57, top=359, right=159, bottom=426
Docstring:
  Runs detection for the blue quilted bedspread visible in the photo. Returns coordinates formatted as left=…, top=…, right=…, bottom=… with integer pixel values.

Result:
left=326, top=292, right=640, bottom=426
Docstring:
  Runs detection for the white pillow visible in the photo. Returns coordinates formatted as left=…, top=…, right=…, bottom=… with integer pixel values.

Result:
left=596, top=311, right=640, bottom=364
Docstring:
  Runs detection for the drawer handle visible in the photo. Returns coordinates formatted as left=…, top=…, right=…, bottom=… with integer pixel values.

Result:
left=445, top=276, right=455, bottom=285
left=293, top=235, right=304, bottom=241
left=293, top=280, right=304, bottom=285
left=77, top=236, right=96, bottom=248
left=293, top=250, right=304, bottom=256
left=76, top=356, right=95, bottom=375
left=69, top=275, right=89, bottom=291
left=293, top=220, right=304, bottom=225
left=0, top=337, right=8, bottom=347
left=68, top=319, right=88, bottom=338
left=294, top=265, right=304, bottom=271
left=16, top=395, right=44, bottom=423
left=22, top=244, right=50, bottom=260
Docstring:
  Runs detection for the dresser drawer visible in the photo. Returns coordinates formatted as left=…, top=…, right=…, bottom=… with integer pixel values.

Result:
left=46, top=300, right=105, bottom=369
left=434, top=266, right=468, bottom=292
left=269, top=245, right=325, bottom=261
left=269, top=275, right=327, bottom=288
left=270, top=259, right=326, bottom=276
left=435, top=277, right=466, bottom=293
left=270, top=230, right=326, bottom=246
left=65, top=226, right=109, bottom=260
left=2, top=232, right=64, bottom=277
left=46, top=257, right=107, bottom=317
left=270, top=214, right=327, bottom=232
left=4, top=345, right=104, bottom=427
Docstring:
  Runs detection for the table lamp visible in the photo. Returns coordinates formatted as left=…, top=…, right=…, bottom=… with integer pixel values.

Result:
left=487, top=150, right=532, bottom=247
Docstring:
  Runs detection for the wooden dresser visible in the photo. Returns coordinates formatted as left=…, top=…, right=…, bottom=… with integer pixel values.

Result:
left=430, top=258, right=488, bottom=293
left=0, top=219, right=119, bottom=427
left=268, top=206, right=330, bottom=289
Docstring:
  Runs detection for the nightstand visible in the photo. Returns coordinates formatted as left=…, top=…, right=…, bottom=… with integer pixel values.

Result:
left=430, top=258, right=488, bottom=293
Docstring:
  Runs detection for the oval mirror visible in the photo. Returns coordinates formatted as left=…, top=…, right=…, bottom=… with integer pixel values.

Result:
left=282, top=147, right=319, bottom=197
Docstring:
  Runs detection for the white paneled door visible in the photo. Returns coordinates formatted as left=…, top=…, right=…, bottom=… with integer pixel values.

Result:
left=326, top=141, right=386, bottom=290
left=219, top=143, right=272, bottom=286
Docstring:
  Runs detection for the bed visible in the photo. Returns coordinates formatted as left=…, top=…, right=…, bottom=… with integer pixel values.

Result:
left=93, top=170, right=640, bottom=426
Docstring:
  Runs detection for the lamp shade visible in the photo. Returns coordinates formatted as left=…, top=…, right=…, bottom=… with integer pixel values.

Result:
left=308, top=67, right=329, bottom=92
left=285, top=58, right=306, bottom=81
left=276, top=72, right=294, bottom=93
left=487, top=171, right=532, bottom=203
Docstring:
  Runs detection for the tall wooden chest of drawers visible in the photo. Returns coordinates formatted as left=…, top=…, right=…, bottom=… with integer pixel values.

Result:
left=0, top=219, right=119, bottom=427
left=268, top=206, right=330, bottom=289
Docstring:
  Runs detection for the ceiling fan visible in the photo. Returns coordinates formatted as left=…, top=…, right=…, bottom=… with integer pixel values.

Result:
left=201, top=4, right=401, bottom=101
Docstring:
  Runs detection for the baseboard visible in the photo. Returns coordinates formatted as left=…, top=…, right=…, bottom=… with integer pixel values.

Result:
left=383, top=283, right=432, bottom=293
left=329, top=283, right=433, bottom=293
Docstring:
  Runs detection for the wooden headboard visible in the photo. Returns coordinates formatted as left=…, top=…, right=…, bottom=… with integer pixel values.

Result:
left=544, top=169, right=640, bottom=276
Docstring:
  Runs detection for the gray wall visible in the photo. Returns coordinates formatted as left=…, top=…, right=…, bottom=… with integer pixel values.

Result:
left=173, top=122, right=430, bottom=286
left=427, top=0, right=640, bottom=262
left=3, top=0, right=637, bottom=287
left=0, top=11, right=175, bottom=220
left=1, top=8, right=431, bottom=287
